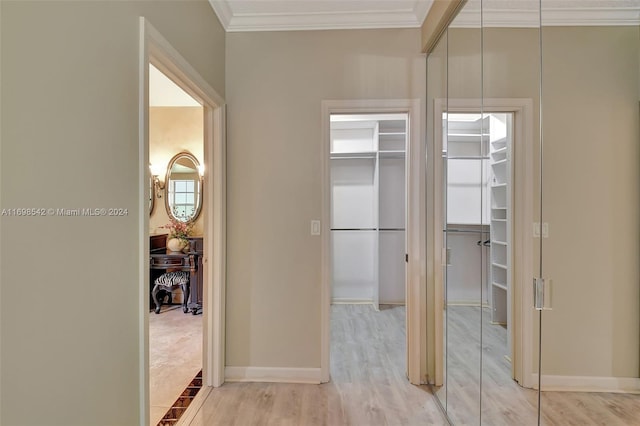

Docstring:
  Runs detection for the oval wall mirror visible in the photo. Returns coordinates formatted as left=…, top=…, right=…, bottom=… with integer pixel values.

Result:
left=164, top=152, right=203, bottom=223
left=149, top=173, right=155, bottom=216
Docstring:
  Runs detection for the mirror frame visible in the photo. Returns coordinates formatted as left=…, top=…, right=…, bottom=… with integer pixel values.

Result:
left=164, top=151, right=203, bottom=223
left=149, top=172, right=155, bottom=216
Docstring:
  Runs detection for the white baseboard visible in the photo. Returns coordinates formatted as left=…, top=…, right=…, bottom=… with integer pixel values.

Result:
left=531, top=374, right=640, bottom=393
left=331, top=298, right=374, bottom=304
left=225, top=366, right=322, bottom=384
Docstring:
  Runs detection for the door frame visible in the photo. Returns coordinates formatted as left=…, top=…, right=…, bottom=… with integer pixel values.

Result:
left=320, top=99, right=425, bottom=384
left=138, top=18, right=227, bottom=425
left=433, top=98, right=535, bottom=388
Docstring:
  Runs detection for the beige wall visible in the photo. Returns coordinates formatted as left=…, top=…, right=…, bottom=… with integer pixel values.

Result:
left=225, top=28, right=425, bottom=368
left=149, top=106, right=205, bottom=236
left=427, top=26, right=639, bottom=381
left=540, top=26, right=639, bottom=378
left=0, top=1, right=224, bottom=425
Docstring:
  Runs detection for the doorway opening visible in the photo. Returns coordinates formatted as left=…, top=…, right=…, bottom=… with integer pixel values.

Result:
left=148, top=63, right=205, bottom=425
left=140, top=18, right=227, bottom=426
left=321, top=99, right=424, bottom=386
left=329, top=112, right=408, bottom=383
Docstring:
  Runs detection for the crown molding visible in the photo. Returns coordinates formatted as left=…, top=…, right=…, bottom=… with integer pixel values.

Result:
left=208, top=0, right=233, bottom=31
left=451, top=7, right=640, bottom=28
left=208, top=0, right=433, bottom=32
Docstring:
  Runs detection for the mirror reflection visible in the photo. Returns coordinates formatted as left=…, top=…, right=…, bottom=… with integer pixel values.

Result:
left=429, top=0, right=639, bottom=424
left=164, top=152, right=202, bottom=223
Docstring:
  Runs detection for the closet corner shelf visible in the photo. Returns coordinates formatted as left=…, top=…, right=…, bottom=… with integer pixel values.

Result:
left=492, top=147, right=508, bottom=155
left=491, top=136, right=507, bottom=145
left=492, top=262, right=508, bottom=270
left=492, top=282, right=508, bottom=291
left=491, top=159, right=508, bottom=166
left=491, top=183, right=507, bottom=189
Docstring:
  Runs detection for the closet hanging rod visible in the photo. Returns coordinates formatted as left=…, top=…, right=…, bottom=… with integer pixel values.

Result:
left=444, top=156, right=490, bottom=160
left=444, top=229, right=490, bottom=234
left=330, top=228, right=377, bottom=231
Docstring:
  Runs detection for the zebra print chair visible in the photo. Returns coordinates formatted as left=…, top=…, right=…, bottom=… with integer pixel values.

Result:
left=152, top=271, right=190, bottom=314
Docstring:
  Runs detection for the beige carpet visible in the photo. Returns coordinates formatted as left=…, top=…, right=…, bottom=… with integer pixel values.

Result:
left=149, top=305, right=202, bottom=425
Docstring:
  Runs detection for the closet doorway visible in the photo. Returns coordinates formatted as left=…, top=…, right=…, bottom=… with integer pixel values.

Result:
left=330, top=111, right=408, bottom=381
left=320, top=98, right=424, bottom=386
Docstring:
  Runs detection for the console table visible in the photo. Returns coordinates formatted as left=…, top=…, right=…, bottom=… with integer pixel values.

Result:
left=149, top=234, right=203, bottom=315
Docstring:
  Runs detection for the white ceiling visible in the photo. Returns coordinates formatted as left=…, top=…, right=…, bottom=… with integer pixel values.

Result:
left=149, top=65, right=201, bottom=107
left=208, top=0, right=640, bottom=32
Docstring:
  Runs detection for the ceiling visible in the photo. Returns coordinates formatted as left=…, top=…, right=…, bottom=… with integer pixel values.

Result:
left=208, top=0, right=640, bottom=32
left=149, top=64, right=201, bottom=107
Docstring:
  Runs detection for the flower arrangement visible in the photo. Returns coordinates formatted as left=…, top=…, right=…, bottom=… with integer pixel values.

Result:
left=162, top=218, right=194, bottom=243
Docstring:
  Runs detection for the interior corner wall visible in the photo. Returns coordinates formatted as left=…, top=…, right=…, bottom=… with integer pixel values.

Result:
left=225, top=28, right=425, bottom=368
left=0, top=1, right=224, bottom=425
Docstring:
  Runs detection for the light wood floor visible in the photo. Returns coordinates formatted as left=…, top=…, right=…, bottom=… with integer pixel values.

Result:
left=436, top=305, right=640, bottom=425
left=183, top=304, right=639, bottom=425
left=187, top=304, right=447, bottom=426
left=150, top=305, right=202, bottom=425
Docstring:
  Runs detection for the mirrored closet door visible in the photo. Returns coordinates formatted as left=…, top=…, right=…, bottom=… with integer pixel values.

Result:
left=429, top=0, right=640, bottom=424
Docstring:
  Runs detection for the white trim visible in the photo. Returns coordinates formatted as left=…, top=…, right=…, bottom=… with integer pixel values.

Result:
left=137, top=22, right=151, bottom=426
left=531, top=374, right=640, bottom=393
left=432, top=98, right=535, bottom=388
left=211, top=9, right=425, bottom=33
left=139, top=17, right=227, bottom=426
left=225, top=367, right=323, bottom=384
left=331, top=298, right=375, bottom=305
left=210, top=1, right=638, bottom=32
left=320, top=99, right=424, bottom=386
left=452, top=7, right=640, bottom=28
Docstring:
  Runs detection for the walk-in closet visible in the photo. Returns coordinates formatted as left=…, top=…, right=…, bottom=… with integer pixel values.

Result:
left=329, top=113, right=407, bottom=308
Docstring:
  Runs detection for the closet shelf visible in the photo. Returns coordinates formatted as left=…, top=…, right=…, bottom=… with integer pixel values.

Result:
left=492, top=218, right=507, bottom=222
left=492, top=240, right=507, bottom=246
left=492, top=147, right=507, bottom=155
left=491, top=159, right=508, bottom=167
left=491, top=136, right=507, bottom=145
left=379, top=132, right=406, bottom=136
left=330, top=152, right=376, bottom=159
left=492, top=282, right=508, bottom=291
left=379, top=150, right=405, bottom=158
left=492, top=262, right=507, bottom=270
left=491, top=183, right=507, bottom=189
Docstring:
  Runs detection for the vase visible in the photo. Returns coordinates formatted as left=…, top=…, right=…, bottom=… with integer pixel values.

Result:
left=167, top=237, right=187, bottom=253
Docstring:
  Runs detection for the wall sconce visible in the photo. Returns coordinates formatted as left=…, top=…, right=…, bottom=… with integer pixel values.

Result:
left=149, top=164, right=165, bottom=199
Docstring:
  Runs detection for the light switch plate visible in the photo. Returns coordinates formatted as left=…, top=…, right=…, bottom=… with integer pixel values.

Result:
left=533, top=222, right=549, bottom=238
left=311, top=220, right=321, bottom=236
